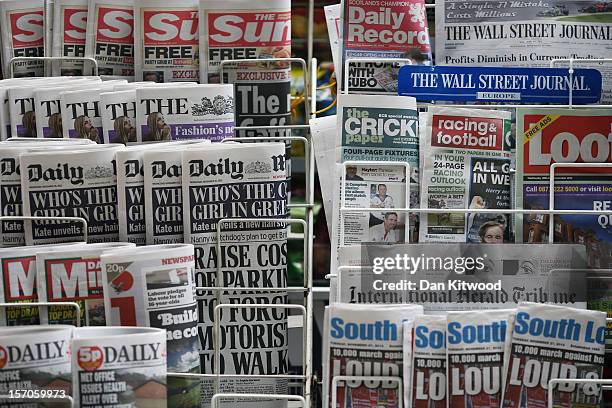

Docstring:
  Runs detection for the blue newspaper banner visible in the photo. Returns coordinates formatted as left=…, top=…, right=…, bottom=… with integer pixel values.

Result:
left=398, top=66, right=602, bottom=104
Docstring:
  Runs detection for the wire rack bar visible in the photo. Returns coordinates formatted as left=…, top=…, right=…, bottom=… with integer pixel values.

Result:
left=0, top=215, right=89, bottom=243
left=0, top=301, right=81, bottom=327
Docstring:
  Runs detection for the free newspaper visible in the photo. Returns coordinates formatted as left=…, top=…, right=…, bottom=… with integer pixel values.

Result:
left=419, top=107, right=513, bottom=243
left=323, top=303, right=423, bottom=408
left=52, top=0, right=89, bottom=76
left=410, top=315, right=447, bottom=408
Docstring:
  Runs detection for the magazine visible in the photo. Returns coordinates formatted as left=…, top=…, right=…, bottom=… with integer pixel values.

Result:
left=0, top=325, right=73, bottom=406
left=71, top=327, right=167, bottom=408
left=35, top=242, right=135, bottom=326
left=446, top=309, right=514, bottom=408
left=0, top=0, right=45, bottom=78
left=516, top=108, right=612, bottom=268
left=322, top=303, right=423, bottom=408
left=52, top=0, right=89, bottom=76
left=100, top=245, right=199, bottom=406
left=339, top=0, right=431, bottom=93
left=134, top=0, right=199, bottom=83
left=419, top=107, right=513, bottom=243
left=182, top=142, right=289, bottom=407
left=502, top=302, right=606, bottom=408
left=85, top=0, right=135, bottom=79
left=20, top=144, right=125, bottom=245
left=435, top=0, right=612, bottom=104
left=411, top=315, right=447, bottom=408
left=135, top=84, right=234, bottom=142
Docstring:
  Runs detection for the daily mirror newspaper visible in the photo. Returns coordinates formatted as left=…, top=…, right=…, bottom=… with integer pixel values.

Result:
left=435, top=0, right=612, bottom=103
left=411, top=315, right=447, bottom=408
left=419, top=107, right=513, bottom=243
left=322, top=303, right=423, bottom=408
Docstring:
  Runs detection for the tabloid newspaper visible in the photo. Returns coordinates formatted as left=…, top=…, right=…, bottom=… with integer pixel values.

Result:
left=182, top=142, right=289, bottom=407
left=410, top=315, right=447, bottom=408
left=0, top=244, right=80, bottom=326
left=446, top=309, right=514, bottom=408
left=100, top=90, right=137, bottom=144
left=502, top=302, right=606, bottom=408
left=135, top=84, right=234, bottom=142
left=52, top=0, right=89, bottom=76
left=35, top=242, right=135, bottom=326
left=322, top=303, right=423, bottom=408
left=0, top=325, right=73, bottom=407
left=20, top=145, right=125, bottom=245
left=85, top=0, right=135, bottom=80
left=435, top=0, right=612, bottom=104
left=199, top=0, right=292, bottom=139
left=100, top=245, right=199, bottom=405
left=419, top=107, right=513, bottom=243
left=72, top=327, right=167, bottom=408
left=324, top=4, right=341, bottom=71
left=340, top=0, right=431, bottom=94
left=515, top=108, right=612, bottom=268
left=402, top=321, right=414, bottom=408
left=0, top=0, right=45, bottom=78
left=134, top=0, right=199, bottom=83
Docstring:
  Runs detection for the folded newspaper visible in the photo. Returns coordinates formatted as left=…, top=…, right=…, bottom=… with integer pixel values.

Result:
left=410, top=315, right=447, bottom=408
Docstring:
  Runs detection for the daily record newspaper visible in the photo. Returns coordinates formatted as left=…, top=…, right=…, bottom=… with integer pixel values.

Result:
left=182, top=142, right=289, bottom=407
left=340, top=0, right=432, bottom=94
left=419, top=107, right=513, bottom=243
left=435, top=0, right=612, bottom=103
left=515, top=108, right=612, bottom=268
left=72, top=327, right=167, bottom=408
left=446, top=309, right=514, bottom=408
left=502, top=302, right=606, bottom=408
left=323, top=303, right=423, bottom=408
left=410, top=315, right=447, bottom=408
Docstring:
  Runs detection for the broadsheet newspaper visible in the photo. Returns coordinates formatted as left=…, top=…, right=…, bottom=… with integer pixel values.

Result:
left=134, top=0, right=199, bottom=82
left=72, top=327, right=167, bottom=408
left=0, top=326, right=73, bottom=406
left=340, top=0, right=431, bottom=93
left=85, top=0, right=135, bottom=79
left=52, top=0, right=88, bottom=76
left=199, top=0, right=292, bottom=139
left=20, top=145, right=125, bottom=245
left=446, top=309, right=514, bottom=408
left=323, top=303, right=423, bottom=408
left=419, top=107, right=513, bottom=243
left=435, top=0, right=612, bottom=104
left=35, top=242, right=135, bottom=326
left=502, top=302, right=606, bottom=408
left=516, top=108, right=612, bottom=268
left=182, top=142, right=289, bottom=407
left=411, top=315, right=447, bottom=408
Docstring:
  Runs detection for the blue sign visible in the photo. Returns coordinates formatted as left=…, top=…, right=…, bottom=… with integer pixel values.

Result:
left=398, top=66, right=602, bottom=104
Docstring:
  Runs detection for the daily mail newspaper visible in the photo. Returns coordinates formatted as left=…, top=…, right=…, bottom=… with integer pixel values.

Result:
left=72, top=327, right=167, bottom=408
left=0, top=0, right=45, bottom=78
left=411, top=315, right=447, bottom=408
left=35, top=242, right=135, bottom=326
left=135, top=84, right=234, bottom=142
left=101, top=245, right=199, bottom=406
left=85, top=0, right=135, bottom=79
left=323, top=303, right=423, bottom=408
left=419, top=107, right=513, bottom=243
left=446, top=309, right=514, bottom=408
left=134, top=0, right=199, bottom=83
left=435, top=0, right=612, bottom=104
left=0, top=325, right=73, bottom=405
left=199, top=0, right=292, bottom=139
left=340, top=0, right=431, bottom=93
left=182, top=142, right=289, bottom=407
left=20, top=144, right=125, bottom=245
left=516, top=108, right=612, bottom=268
left=52, top=0, right=89, bottom=76
left=502, top=302, right=606, bottom=408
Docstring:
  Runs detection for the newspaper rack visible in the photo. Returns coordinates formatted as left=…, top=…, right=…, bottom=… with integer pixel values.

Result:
left=0, top=301, right=82, bottom=327
left=8, top=56, right=99, bottom=78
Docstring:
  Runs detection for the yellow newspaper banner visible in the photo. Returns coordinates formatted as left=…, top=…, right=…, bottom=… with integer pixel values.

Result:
left=523, top=114, right=560, bottom=144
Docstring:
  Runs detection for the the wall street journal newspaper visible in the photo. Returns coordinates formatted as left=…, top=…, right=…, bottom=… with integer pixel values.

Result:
left=411, top=315, right=447, bottom=408
left=435, top=0, right=612, bottom=103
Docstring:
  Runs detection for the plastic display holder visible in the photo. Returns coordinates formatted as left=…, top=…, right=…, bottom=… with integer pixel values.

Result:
left=211, top=393, right=306, bottom=408
left=8, top=56, right=99, bottom=78
left=1, top=215, right=89, bottom=242
left=342, top=57, right=413, bottom=94
left=331, top=375, right=403, bottom=408
left=0, top=301, right=82, bottom=327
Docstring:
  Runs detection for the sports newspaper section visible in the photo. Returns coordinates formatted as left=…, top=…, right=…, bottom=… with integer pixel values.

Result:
left=182, top=142, right=289, bottom=407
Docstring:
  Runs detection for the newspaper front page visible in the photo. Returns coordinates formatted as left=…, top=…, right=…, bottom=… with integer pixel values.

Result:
left=182, top=142, right=289, bottom=407
left=435, top=0, right=612, bottom=103
left=323, top=303, right=423, bottom=408
left=411, top=315, right=447, bottom=408
left=52, top=0, right=89, bottom=76
left=100, top=90, right=137, bottom=144
left=419, top=107, right=513, bottom=243
left=502, top=302, right=606, bottom=408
